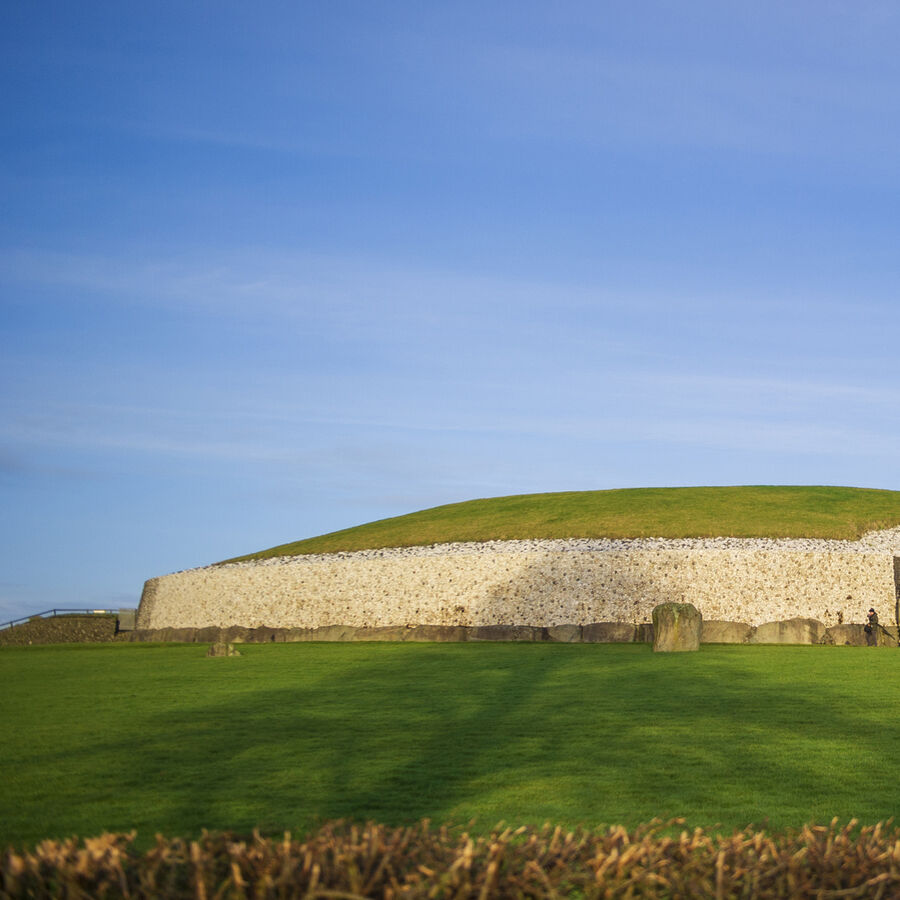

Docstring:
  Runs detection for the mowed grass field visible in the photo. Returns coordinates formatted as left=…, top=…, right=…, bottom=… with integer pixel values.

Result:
left=226, top=485, right=900, bottom=561
left=2, top=641, right=900, bottom=850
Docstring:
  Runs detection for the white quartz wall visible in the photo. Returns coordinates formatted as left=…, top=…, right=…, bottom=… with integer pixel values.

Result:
left=137, top=536, right=900, bottom=630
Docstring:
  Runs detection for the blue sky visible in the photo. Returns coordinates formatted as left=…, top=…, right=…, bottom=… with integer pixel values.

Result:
left=2, top=2, right=900, bottom=620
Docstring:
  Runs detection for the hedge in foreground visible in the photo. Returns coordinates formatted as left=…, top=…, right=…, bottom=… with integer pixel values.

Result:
left=4, top=818, right=900, bottom=899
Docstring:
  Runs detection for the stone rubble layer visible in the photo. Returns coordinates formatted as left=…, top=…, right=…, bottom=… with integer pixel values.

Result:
left=138, top=527, right=900, bottom=631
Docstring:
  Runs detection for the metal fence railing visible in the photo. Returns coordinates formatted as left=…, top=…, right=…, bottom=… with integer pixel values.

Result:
left=0, top=608, right=136, bottom=632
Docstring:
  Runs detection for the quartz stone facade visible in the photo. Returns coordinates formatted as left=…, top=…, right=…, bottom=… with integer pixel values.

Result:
left=137, top=533, right=900, bottom=631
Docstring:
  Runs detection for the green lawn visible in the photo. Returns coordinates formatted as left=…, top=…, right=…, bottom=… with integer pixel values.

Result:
left=2, top=641, right=899, bottom=850
left=225, top=486, right=900, bottom=561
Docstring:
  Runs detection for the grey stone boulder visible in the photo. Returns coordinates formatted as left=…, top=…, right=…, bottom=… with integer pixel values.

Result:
left=582, top=622, right=636, bottom=643
left=312, top=625, right=358, bottom=642
left=221, top=626, right=251, bottom=643
left=652, top=603, right=702, bottom=652
left=405, top=625, right=468, bottom=642
left=247, top=627, right=288, bottom=643
left=823, top=624, right=868, bottom=646
left=879, top=625, right=900, bottom=646
left=285, top=627, right=319, bottom=641
left=468, top=625, right=539, bottom=642
left=206, top=641, right=240, bottom=657
left=543, top=624, right=583, bottom=643
left=195, top=626, right=222, bottom=643
left=156, top=627, right=198, bottom=642
left=829, top=624, right=900, bottom=647
left=751, top=618, right=827, bottom=645
left=124, top=629, right=154, bottom=642
left=352, top=626, right=411, bottom=642
left=701, top=620, right=755, bottom=644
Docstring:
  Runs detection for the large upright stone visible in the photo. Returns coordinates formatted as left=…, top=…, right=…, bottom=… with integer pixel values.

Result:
left=652, top=602, right=701, bottom=652
left=206, top=641, right=241, bottom=657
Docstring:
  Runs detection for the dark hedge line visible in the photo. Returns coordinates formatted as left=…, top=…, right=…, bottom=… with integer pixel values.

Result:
left=4, top=818, right=900, bottom=899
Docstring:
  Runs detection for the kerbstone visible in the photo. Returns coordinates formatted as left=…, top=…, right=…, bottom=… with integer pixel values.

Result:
left=352, top=626, right=410, bottom=642
left=285, top=627, right=319, bottom=641
left=222, top=626, right=251, bottom=643
left=162, top=627, right=197, bottom=642
left=312, top=625, right=358, bottom=642
left=823, top=624, right=867, bottom=646
left=469, top=625, right=538, bottom=642
left=880, top=625, right=900, bottom=646
left=751, top=618, right=827, bottom=645
left=195, top=626, right=222, bottom=643
left=544, top=624, right=583, bottom=642
left=582, top=622, right=635, bottom=643
left=701, top=620, right=754, bottom=644
left=405, top=625, right=469, bottom=642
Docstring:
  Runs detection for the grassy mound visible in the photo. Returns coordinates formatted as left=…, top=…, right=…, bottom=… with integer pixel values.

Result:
left=226, top=485, right=900, bottom=562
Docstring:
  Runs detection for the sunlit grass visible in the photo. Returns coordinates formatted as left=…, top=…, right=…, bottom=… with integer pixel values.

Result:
left=225, top=486, right=900, bottom=561
left=2, top=641, right=900, bottom=849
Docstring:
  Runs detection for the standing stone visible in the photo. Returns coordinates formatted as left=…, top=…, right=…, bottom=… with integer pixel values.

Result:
left=206, top=641, right=241, bottom=657
left=652, top=603, right=702, bottom=652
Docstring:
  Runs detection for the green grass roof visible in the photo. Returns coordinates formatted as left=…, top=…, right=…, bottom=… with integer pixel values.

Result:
left=222, top=485, right=900, bottom=563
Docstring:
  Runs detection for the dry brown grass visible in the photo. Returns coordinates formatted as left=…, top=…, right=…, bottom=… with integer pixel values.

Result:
left=5, top=818, right=900, bottom=898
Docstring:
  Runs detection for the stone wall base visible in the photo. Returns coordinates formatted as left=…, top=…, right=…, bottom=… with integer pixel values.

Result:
left=122, top=619, right=900, bottom=646
left=138, top=546, right=899, bottom=632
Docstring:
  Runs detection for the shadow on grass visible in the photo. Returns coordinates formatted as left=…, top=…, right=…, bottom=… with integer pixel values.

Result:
left=8, top=642, right=900, bottom=847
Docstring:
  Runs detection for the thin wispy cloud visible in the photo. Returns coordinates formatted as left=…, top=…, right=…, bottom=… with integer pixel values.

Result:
left=4, top=2, right=900, bottom=618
